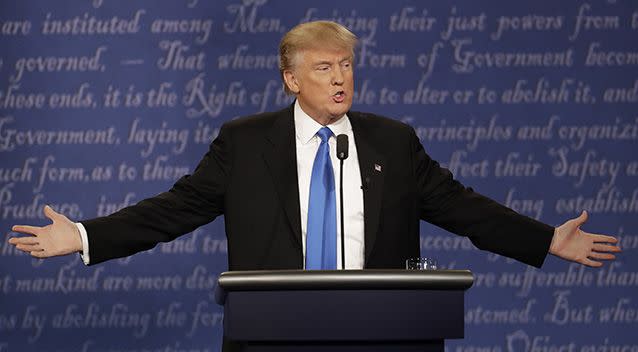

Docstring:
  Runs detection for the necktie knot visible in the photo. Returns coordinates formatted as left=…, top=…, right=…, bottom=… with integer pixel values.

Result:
left=316, top=127, right=333, bottom=143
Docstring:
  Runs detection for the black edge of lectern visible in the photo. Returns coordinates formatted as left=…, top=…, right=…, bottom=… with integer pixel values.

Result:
left=214, top=269, right=473, bottom=305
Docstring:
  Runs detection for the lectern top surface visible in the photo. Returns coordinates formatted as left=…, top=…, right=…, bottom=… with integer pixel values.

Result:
left=214, top=269, right=473, bottom=305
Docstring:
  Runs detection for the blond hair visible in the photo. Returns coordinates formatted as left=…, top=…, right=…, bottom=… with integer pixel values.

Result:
left=279, top=21, right=358, bottom=94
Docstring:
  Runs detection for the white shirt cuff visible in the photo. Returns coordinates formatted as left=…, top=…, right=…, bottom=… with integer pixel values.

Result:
left=76, top=222, right=90, bottom=265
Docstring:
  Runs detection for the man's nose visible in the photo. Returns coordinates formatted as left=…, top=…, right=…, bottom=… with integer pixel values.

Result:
left=331, top=68, right=344, bottom=85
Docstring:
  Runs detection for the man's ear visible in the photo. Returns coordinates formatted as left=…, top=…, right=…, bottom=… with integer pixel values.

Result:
left=283, top=70, right=300, bottom=94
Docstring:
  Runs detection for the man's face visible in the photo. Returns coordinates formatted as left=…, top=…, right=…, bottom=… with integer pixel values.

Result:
left=284, top=47, right=354, bottom=125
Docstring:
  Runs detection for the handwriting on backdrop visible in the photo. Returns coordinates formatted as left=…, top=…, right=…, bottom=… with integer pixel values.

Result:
left=0, top=0, right=636, bottom=350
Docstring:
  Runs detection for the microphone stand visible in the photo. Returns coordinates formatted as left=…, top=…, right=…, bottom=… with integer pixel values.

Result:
left=336, top=134, right=348, bottom=270
left=339, top=158, right=345, bottom=270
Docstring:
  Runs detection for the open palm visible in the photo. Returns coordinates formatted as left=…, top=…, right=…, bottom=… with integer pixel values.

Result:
left=9, top=205, right=82, bottom=258
left=550, top=211, right=620, bottom=267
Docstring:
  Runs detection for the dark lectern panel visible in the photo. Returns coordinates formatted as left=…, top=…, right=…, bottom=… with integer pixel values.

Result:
left=225, top=289, right=464, bottom=341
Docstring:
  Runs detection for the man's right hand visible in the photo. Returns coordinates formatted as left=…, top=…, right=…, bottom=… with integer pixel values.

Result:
left=8, top=205, right=83, bottom=258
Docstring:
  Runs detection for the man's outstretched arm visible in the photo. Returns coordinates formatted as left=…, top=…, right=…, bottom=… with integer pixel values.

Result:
left=409, top=124, right=622, bottom=268
left=8, top=123, right=232, bottom=264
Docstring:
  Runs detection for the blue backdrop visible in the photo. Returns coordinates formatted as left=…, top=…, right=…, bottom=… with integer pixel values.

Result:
left=1, top=0, right=637, bottom=351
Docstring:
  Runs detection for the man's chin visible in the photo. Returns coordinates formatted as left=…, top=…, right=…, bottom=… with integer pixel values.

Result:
left=329, top=105, right=351, bottom=118
left=328, top=111, right=348, bottom=123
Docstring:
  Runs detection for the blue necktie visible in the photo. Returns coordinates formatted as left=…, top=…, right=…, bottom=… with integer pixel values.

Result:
left=306, top=127, right=337, bottom=270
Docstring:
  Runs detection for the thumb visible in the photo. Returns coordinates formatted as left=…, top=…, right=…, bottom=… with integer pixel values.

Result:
left=574, top=210, right=588, bottom=226
left=43, top=205, right=61, bottom=221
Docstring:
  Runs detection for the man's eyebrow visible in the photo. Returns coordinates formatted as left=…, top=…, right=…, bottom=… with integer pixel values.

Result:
left=312, top=56, right=352, bottom=66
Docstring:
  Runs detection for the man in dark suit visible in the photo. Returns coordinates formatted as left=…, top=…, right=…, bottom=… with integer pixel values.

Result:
left=9, top=21, right=619, bottom=273
left=7, top=19, right=622, bottom=352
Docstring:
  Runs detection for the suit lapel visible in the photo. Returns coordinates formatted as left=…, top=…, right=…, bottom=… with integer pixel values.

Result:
left=262, top=106, right=303, bottom=249
left=349, top=112, right=385, bottom=266
left=261, top=108, right=386, bottom=264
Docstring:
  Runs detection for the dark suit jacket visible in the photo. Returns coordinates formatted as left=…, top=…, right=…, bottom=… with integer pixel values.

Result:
left=83, top=104, right=554, bottom=269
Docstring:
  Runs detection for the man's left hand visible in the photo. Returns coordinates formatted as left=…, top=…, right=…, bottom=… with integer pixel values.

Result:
left=550, top=211, right=621, bottom=267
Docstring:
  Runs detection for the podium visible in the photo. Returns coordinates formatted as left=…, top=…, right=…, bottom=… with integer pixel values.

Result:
left=214, top=270, right=473, bottom=351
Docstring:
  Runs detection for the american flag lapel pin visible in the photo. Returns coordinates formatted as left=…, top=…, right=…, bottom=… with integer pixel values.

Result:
left=374, top=164, right=382, bottom=172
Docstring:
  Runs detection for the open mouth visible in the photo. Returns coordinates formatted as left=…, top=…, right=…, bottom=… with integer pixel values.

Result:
left=333, top=91, right=345, bottom=103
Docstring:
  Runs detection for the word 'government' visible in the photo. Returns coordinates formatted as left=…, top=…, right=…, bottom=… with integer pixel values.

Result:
left=0, top=117, right=118, bottom=152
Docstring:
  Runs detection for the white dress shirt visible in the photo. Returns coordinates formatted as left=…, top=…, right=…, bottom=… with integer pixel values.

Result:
left=78, top=101, right=366, bottom=269
left=294, top=101, right=365, bottom=269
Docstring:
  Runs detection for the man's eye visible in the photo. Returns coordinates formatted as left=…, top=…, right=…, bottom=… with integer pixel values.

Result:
left=317, top=66, right=330, bottom=71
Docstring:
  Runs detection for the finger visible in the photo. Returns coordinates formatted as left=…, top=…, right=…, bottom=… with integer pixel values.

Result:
left=8, top=236, right=39, bottom=245
left=16, top=244, right=41, bottom=252
left=593, top=243, right=622, bottom=252
left=11, top=225, right=41, bottom=235
left=589, top=252, right=616, bottom=260
left=582, top=257, right=603, bottom=268
left=591, top=234, right=618, bottom=244
left=14, top=245, right=36, bottom=254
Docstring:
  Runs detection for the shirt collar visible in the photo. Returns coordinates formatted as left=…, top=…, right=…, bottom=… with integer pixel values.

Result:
left=294, top=100, right=352, bottom=145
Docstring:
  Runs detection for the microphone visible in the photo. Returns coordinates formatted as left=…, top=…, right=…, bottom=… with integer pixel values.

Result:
left=336, top=134, right=348, bottom=270
left=337, top=134, right=348, bottom=160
